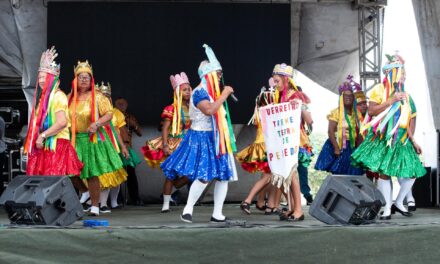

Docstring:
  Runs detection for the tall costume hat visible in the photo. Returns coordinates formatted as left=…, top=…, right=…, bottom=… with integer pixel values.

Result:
left=361, top=53, right=411, bottom=146
left=336, top=75, right=364, bottom=150
left=198, top=44, right=237, bottom=161
left=169, top=72, right=190, bottom=136
left=24, top=46, right=62, bottom=154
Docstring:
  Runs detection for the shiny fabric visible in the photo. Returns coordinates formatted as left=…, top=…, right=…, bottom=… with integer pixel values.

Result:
left=351, top=130, right=426, bottom=178
left=68, top=92, right=113, bottom=133
left=99, top=167, right=128, bottom=189
left=314, top=139, right=364, bottom=175
left=121, top=147, right=142, bottom=168
left=298, top=145, right=313, bottom=168
left=236, top=125, right=270, bottom=173
left=74, top=132, right=125, bottom=183
left=327, top=107, right=358, bottom=143
left=189, top=87, right=213, bottom=131
left=26, top=138, right=83, bottom=176
left=141, top=136, right=183, bottom=168
left=51, top=91, right=71, bottom=140
left=160, top=129, right=233, bottom=182
left=112, top=108, right=126, bottom=131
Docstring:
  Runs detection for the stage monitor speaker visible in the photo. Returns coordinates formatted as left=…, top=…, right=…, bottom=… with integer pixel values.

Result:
left=0, top=175, right=84, bottom=226
left=309, top=175, right=385, bottom=225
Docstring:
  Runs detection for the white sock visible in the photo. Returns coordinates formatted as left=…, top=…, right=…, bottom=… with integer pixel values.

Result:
left=212, top=181, right=228, bottom=220
left=377, top=178, right=392, bottom=216
left=90, top=206, right=99, bottom=216
left=162, top=195, right=171, bottom=211
left=395, top=178, right=415, bottom=211
left=398, top=177, right=416, bottom=204
left=110, top=185, right=120, bottom=208
left=79, top=191, right=90, bottom=204
left=99, top=189, right=110, bottom=208
left=182, top=180, right=207, bottom=216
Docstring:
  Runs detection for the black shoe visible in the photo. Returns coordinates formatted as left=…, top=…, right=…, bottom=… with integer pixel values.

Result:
left=100, top=206, right=111, bottom=214
left=210, top=216, right=231, bottom=223
left=408, top=202, right=416, bottom=212
left=305, top=195, right=314, bottom=206
left=180, top=214, right=192, bottom=223
left=83, top=203, right=91, bottom=213
left=379, top=214, right=392, bottom=220
left=161, top=209, right=170, bottom=213
left=287, top=214, right=305, bottom=222
left=391, top=204, right=412, bottom=217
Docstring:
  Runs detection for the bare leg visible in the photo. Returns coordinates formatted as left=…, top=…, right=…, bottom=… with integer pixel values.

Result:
left=173, top=177, right=189, bottom=189
left=163, top=179, right=174, bottom=195
left=243, top=173, right=271, bottom=204
left=87, top=176, right=100, bottom=207
left=290, top=171, right=303, bottom=218
left=70, top=177, right=88, bottom=192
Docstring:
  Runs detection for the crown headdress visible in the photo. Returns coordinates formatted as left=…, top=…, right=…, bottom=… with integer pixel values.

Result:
left=74, top=60, right=93, bottom=76
left=170, top=72, right=190, bottom=89
left=338, top=75, right=361, bottom=95
left=198, top=44, right=222, bottom=78
left=96, top=81, right=111, bottom=97
left=272, top=63, right=293, bottom=78
left=38, top=46, right=60, bottom=76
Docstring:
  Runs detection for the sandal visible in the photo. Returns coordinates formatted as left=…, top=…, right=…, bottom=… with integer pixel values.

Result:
left=255, top=202, right=267, bottom=211
left=286, top=214, right=305, bottom=222
left=240, top=202, right=251, bottom=215
left=264, top=207, right=279, bottom=215
left=279, top=211, right=293, bottom=221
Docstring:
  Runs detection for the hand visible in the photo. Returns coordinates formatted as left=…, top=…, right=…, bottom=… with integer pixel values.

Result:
left=413, top=141, right=422, bottom=154
left=121, top=146, right=129, bottom=159
left=87, top=122, right=99, bottom=134
left=36, top=135, right=44, bottom=149
left=334, top=148, right=341, bottom=157
left=163, top=145, right=171, bottom=156
left=222, top=86, right=234, bottom=97
left=389, top=92, right=407, bottom=105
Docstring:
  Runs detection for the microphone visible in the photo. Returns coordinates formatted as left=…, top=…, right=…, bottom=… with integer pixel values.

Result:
left=230, top=94, right=239, bottom=102
left=393, top=82, right=404, bottom=105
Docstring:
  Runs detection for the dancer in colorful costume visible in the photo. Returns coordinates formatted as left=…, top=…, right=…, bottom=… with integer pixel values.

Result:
left=141, top=72, right=192, bottom=213
left=161, top=44, right=237, bottom=223
left=238, top=85, right=276, bottom=215
left=25, top=47, right=83, bottom=176
left=68, top=60, right=127, bottom=216
left=351, top=53, right=426, bottom=220
left=271, top=63, right=312, bottom=221
left=95, top=82, right=133, bottom=212
left=314, top=75, right=365, bottom=175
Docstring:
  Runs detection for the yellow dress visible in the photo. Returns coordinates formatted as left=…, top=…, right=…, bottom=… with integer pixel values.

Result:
left=236, top=121, right=270, bottom=173
left=69, top=91, right=127, bottom=188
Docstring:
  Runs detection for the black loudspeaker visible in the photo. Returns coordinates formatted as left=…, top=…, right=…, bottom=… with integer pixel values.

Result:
left=309, top=175, right=385, bottom=225
left=0, top=175, right=84, bottom=226
left=413, top=167, right=435, bottom=207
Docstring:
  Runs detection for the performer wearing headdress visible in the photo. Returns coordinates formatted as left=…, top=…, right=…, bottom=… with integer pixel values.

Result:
left=95, top=82, right=134, bottom=212
left=271, top=63, right=312, bottom=221
left=161, top=44, right=237, bottom=223
left=351, top=53, right=426, bottom=220
left=25, top=47, right=83, bottom=176
left=141, top=72, right=192, bottom=213
left=68, top=61, right=127, bottom=216
left=238, top=83, right=275, bottom=215
left=314, top=75, right=365, bottom=175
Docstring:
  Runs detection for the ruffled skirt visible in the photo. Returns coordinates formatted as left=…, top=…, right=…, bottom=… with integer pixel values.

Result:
left=351, top=131, right=426, bottom=178
left=160, top=129, right=234, bottom=182
left=314, top=139, right=364, bottom=175
left=75, top=133, right=127, bottom=188
left=122, top=147, right=142, bottom=168
left=26, top=138, right=83, bottom=176
left=236, top=142, right=270, bottom=173
left=141, top=136, right=183, bottom=168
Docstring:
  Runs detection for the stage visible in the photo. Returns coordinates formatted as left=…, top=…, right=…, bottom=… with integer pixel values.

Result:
left=0, top=204, right=439, bottom=263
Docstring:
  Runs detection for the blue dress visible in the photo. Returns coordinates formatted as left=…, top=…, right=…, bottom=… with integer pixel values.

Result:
left=315, top=139, right=364, bottom=175
left=160, top=87, right=234, bottom=182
